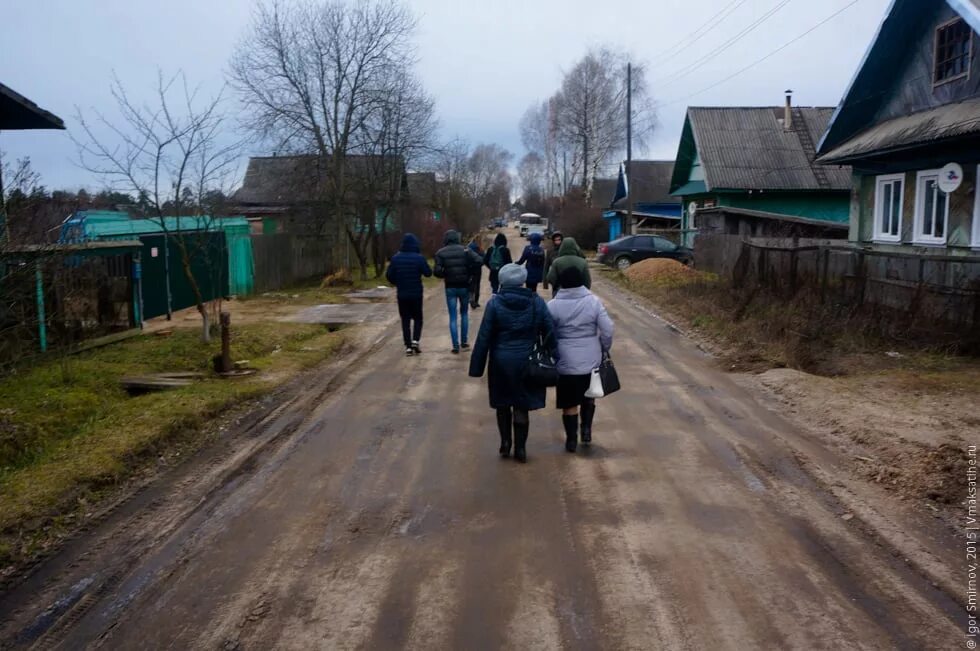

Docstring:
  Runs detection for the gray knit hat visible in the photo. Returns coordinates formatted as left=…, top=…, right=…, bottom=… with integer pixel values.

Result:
left=498, top=263, right=527, bottom=288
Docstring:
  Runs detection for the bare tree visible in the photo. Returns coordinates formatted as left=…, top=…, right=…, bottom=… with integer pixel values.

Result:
left=522, top=47, right=656, bottom=206
left=74, top=71, right=241, bottom=342
left=517, top=152, right=545, bottom=203
left=465, top=143, right=512, bottom=224
left=230, top=0, right=424, bottom=279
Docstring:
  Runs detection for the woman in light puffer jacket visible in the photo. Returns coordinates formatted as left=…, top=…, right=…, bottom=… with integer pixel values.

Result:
left=547, top=266, right=614, bottom=452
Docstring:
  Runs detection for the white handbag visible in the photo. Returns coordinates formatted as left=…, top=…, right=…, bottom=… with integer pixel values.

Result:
left=584, top=367, right=605, bottom=399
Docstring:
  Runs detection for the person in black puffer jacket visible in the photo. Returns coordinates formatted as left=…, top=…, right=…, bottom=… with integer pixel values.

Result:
left=434, top=230, right=483, bottom=353
left=385, top=233, right=432, bottom=355
left=469, top=263, right=557, bottom=463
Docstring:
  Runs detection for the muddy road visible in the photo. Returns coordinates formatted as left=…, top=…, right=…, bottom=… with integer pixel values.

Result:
left=0, top=232, right=964, bottom=649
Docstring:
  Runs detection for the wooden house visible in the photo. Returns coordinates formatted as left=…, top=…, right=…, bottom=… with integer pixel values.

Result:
left=817, top=0, right=980, bottom=255
left=669, top=101, right=852, bottom=247
left=594, top=160, right=682, bottom=241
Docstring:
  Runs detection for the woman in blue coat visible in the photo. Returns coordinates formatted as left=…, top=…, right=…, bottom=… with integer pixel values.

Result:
left=516, top=232, right=546, bottom=292
left=469, top=263, right=557, bottom=463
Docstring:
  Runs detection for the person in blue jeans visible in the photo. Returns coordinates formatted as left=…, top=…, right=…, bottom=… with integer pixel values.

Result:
left=434, top=230, right=483, bottom=354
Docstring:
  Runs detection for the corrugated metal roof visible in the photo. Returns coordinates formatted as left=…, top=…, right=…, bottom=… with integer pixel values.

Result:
left=819, top=97, right=980, bottom=163
left=687, top=107, right=852, bottom=192
left=232, top=154, right=405, bottom=205
left=592, top=160, right=679, bottom=208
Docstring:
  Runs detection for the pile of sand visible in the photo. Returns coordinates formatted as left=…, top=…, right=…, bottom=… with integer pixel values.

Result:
left=623, top=258, right=701, bottom=287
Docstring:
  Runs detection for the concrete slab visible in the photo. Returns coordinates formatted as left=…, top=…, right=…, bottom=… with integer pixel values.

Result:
left=284, top=303, right=391, bottom=325
left=345, top=287, right=394, bottom=300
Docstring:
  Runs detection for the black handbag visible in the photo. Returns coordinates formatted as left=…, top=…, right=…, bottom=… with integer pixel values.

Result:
left=524, top=299, right=559, bottom=387
left=597, top=351, right=621, bottom=396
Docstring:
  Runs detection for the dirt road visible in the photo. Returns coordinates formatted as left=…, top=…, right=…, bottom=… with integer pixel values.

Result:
left=0, top=233, right=964, bottom=649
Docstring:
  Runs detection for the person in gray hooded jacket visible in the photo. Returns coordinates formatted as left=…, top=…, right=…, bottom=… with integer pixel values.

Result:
left=547, top=266, right=614, bottom=452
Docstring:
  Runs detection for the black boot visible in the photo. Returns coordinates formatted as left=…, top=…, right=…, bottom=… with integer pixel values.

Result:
left=580, top=401, right=595, bottom=445
left=562, top=414, right=578, bottom=453
left=513, top=411, right=529, bottom=463
left=496, top=408, right=512, bottom=458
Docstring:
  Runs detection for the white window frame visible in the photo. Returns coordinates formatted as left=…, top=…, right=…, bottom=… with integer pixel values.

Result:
left=913, top=169, right=951, bottom=245
left=873, top=173, right=904, bottom=243
left=974, top=164, right=980, bottom=248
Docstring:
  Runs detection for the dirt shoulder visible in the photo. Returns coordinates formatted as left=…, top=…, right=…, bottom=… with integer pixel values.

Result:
left=0, top=275, right=402, bottom=584
left=598, top=262, right=977, bottom=596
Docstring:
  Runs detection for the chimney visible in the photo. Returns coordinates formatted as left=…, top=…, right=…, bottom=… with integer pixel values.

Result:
left=784, top=90, right=793, bottom=131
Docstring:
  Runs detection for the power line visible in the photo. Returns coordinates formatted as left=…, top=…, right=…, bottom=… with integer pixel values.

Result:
left=654, top=0, right=794, bottom=89
left=650, top=0, right=750, bottom=67
left=657, top=0, right=864, bottom=109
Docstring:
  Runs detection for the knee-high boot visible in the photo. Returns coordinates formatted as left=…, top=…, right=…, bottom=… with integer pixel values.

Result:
left=580, top=400, right=595, bottom=445
left=513, top=409, right=529, bottom=463
left=562, top=414, right=578, bottom=453
left=496, top=408, right=512, bottom=457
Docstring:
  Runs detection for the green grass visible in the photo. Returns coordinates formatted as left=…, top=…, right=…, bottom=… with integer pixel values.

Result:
left=0, top=322, right=345, bottom=567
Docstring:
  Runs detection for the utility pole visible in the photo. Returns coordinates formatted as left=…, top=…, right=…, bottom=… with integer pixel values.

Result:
left=626, top=62, right=634, bottom=235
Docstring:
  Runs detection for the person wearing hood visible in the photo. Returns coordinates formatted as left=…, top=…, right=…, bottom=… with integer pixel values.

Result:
left=434, top=229, right=484, bottom=354
left=516, top=232, right=547, bottom=292
left=467, top=238, right=484, bottom=309
left=469, top=263, right=557, bottom=463
left=542, top=231, right=564, bottom=297
left=547, top=265, right=614, bottom=452
left=385, top=233, right=432, bottom=355
left=545, top=236, right=591, bottom=293
left=483, top=232, right=513, bottom=295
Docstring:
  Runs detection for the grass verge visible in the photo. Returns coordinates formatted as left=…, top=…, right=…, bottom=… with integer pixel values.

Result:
left=0, top=322, right=345, bottom=570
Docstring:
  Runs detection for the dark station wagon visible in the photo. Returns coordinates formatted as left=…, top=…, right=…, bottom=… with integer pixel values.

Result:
left=596, top=235, right=693, bottom=271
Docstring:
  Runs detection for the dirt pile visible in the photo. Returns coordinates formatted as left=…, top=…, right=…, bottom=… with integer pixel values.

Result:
left=623, top=259, right=707, bottom=288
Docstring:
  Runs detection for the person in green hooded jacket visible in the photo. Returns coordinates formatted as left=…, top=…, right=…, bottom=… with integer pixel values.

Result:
left=545, top=237, right=591, bottom=293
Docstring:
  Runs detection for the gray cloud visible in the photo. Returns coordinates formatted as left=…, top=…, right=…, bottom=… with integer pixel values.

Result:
left=1, top=0, right=891, bottom=190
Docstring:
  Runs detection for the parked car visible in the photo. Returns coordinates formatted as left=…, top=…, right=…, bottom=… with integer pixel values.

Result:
left=492, top=217, right=506, bottom=228
left=596, top=235, right=693, bottom=271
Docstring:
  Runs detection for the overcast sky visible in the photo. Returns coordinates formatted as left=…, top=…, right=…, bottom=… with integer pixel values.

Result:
left=1, top=0, right=892, bottom=191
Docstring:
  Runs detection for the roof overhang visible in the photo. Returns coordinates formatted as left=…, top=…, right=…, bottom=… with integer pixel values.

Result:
left=818, top=97, right=980, bottom=164
left=3, top=240, right=143, bottom=258
left=818, top=0, right=980, bottom=156
left=696, top=206, right=849, bottom=230
left=0, top=82, right=65, bottom=130
left=670, top=180, right=708, bottom=197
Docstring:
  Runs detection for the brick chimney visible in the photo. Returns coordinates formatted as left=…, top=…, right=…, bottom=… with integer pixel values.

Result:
left=784, top=90, right=793, bottom=131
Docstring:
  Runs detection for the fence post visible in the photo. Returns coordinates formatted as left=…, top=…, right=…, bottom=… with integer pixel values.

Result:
left=857, top=251, right=867, bottom=306
left=820, top=248, right=830, bottom=304
left=789, top=249, right=799, bottom=298
left=732, top=241, right=750, bottom=289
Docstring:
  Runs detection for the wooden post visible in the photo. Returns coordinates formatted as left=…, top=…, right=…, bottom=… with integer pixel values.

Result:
left=857, top=251, right=867, bottom=306
left=789, top=250, right=799, bottom=297
left=220, top=311, right=232, bottom=373
left=820, top=248, right=830, bottom=304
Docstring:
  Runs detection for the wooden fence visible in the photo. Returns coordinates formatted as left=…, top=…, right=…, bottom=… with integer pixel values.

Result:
left=250, top=234, right=337, bottom=293
left=695, top=234, right=980, bottom=325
